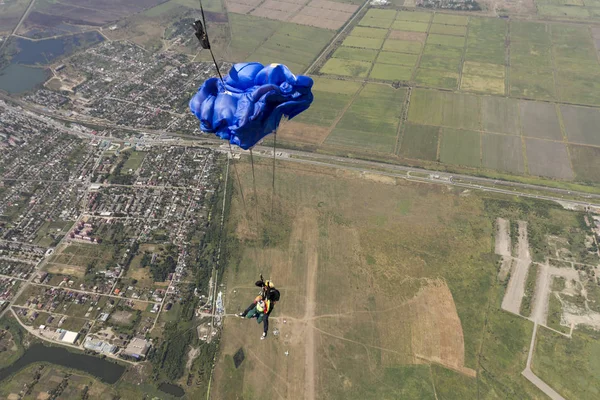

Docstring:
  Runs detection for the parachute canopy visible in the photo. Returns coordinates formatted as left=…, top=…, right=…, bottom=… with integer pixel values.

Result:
left=189, top=62, right=314, bottom=150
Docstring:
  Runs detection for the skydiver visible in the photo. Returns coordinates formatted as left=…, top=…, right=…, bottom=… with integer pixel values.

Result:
left=238, top=277, right=280, bottom=339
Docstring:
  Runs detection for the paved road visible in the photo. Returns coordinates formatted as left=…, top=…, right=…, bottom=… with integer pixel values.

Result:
left=502, top=221, right=531, bottom=314
left=523, top=324, right=566, bottom=400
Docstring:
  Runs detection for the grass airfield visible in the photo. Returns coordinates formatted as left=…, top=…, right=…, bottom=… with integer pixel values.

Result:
left=211, top=158, right=554, bottom=399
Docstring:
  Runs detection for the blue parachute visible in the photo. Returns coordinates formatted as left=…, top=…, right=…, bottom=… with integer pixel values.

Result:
left=189, top=62, right=314, bottom=150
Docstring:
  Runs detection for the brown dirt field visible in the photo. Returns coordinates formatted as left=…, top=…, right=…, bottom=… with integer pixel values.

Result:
left=110, top=311, right=133, bottom=325
left=250, top=8, right=293, bottom=21
left=261, top=0, right=304, bottom=12
left=45, top=263, right=86, bottom=278
left=298, top=7, right=351, bottom=21
left=131, top=301, right=148, bottom=311
left=227, top=0, right=263, bottom=7
left=227, top=3, right=254, bottom=13
left=389, top=30, right=426, bottom=42
left=279, top=121, right=331, bottom=144
left=406, top=280, right=475, bottom=377
left=291, top=14, right=344, bottom=30
left=309, top=0, right=358, bottom=12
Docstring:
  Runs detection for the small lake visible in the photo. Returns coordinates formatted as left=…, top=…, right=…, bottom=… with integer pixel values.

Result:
left=0, top=64, right=49, bottom=93
left=158, top=382, right=185, bottom=397
left=12, top=31, right=104, bottom=65
left=0, top=343, right=125, bottom=384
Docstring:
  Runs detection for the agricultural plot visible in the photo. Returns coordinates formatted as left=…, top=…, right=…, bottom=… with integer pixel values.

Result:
left=465, top=17, right=506, bottom=65
left=569, top=145, right=600, bottom=183
left=320, top=58, right=371, bottom=77
left=357, top=8, right=396, bottom=28
left=281, top=78, right=361, bottom=143
left=460, top=61, right=505, bottom=95
left=290, top=0, right=359, bottom=30
left=509, top=67, right=556, bottom=100
left=481, top=96, right=520, bottom=135
left=249, top=23, right=334, bottom=73
left=408, top=89, right=480, bottom=131
left=439, top=128, right=481, bottom=167
left=429, top=24, right=467, bottom=36
left=399, top=124, right=439, bottom=161
left=332, top=46, right=378, bottom=62
left=482, top=134, right=525, bottom=174
left=519, top=101, right=563, bottom=140
left=525, top=138, right=574, bottom=179
left=370, top=63, right=413, bottom=81
left=326, top=84, right=406, bottom=152
left=560, top=105, right=600, bottom=146
left=377, top=51, right=419, bottom=66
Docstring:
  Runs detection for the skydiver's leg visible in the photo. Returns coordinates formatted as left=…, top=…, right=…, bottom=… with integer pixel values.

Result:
left=262, top=314, right=269, bottom=338
left=245, top=307, right=258, bottom=319
left=240, top=303, right=255, bottom=317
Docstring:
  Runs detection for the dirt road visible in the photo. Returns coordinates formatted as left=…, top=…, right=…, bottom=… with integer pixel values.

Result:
left=501, top=221, right=531, bottom=315
left=531, top=263, right=551, bottom=325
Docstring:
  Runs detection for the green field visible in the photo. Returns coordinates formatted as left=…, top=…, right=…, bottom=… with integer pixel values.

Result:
left=377, top=51, right=419, bottom=66
left=333, top=46, right=379, bottom=62
left=358, top=8, right=396, bottom=29
left=342, top=36, right=385, bottom=49
left=569, top=145, right=600, bottom=183
left=525, top=138, right=574, bottom=179
left=391, top=20, right=429, bottom=32
left=482, top=134, right=525, bottom=174
left=439, top=128, right=481, bottom=167
left=414, top=68, right=459, bottom=89
left=350, top=26, right=389, bottom=39
left=418, top=54, right=461, bottom=71
left=326, top=84, right=406, bottom=152
left=533, top=327, right=600, bottom=399
left=519, top=101, right=563, bottom=140
left=408, top=89, right=480, bottom=130
left=427, top=34, right=465, bottom=47
left=429, top=24, right=467, bottom=36
left=396, top=11, right=431, bottom=22
left=122, top=151, right=147, bottom=173
left=509, top=67, right=556, bottom=100
left=465, top=17, right=506, bottom=65
left=432, top=13, right=469, bottom=26
left=399, top=124, right=439, bottom=160
left=560, top=105, right=600, bottom=145
left=481, top=96, right=520, bottom=134
left=382, top=39, right=422, bottom=54
left=320, top=58, right=371, bottom=77
left=369, top=63, right=413, bottom=81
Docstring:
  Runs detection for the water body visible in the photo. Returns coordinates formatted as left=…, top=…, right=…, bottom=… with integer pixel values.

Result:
left=0, top=64, right=49, bottom=93
left=0, top=343, right=125, bottom=384
left=12, top=31, right=104, bottom=65
left=158, top=382, right=185, bottom=397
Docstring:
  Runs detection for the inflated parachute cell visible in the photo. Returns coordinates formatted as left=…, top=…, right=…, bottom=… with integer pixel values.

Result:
left=189, top=62, right=314, bottom=150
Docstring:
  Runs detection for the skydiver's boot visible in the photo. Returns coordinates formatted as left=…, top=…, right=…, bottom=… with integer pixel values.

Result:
left=261, top=332, right=266, bottom=340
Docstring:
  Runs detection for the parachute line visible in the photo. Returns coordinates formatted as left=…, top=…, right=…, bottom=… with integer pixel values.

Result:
left=249, top=148, right=260, bottom=227
left=271, top=133, right=277, bottom=215
left=197, top=0, right=224, bottom=83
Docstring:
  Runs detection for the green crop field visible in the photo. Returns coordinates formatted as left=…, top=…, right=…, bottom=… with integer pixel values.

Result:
left=350, top=26, right=389, bottom=39
left=509, top=67, right=556, bottom=100
left=560, top=105, right=600, bottom=146
left=418, top=54, right=461, bottom=71
left=327, top=84, right=406, bottom=152
left=422, top=44, right=463, bottom=58
left=481, top=96, right=520, bottom=134
left=461, top=74, right=505, bottom=95
left=228, top=14, right=282, bottom=60
left=427, top=34, right=465, bottom=47
left=399, top=124, right=439, bottom=160
left=525, top=138, right=574, bottom=179
left=519, top=101, right=563, bottom=140
left=482, top=134, right=525, bottom=174
left=439, top=128, right=481, bottom=167
left=333, top=46, right=379, bottom=62
left=465, top=17, right=506, bottom=65
left=407, top=90, right=480, bottom=130
left=320, top=58, right=371, bottom=77
left=569, top=145, right=600, bottom=183
left=429, top=24, right=467, bottom=36
left=391, top=20, right=429, bottom=32
left=342, top=35, right=385, bottom=49
left=377, top=51, right=419, bottom=66
left=432, top=13, right=469, bottom=25
left=414, top=68, right=459, bottom=89
left=396, top=10, right=432, bottom=22
left=510, top=42, right=553, bottom=69
left=292, top=78, right=362, bottom=127
left=511, top=20, right=551, bottom=45
left=382, top=39, right=423, bottom=54
left=358, top=9, right=396, bottom=28
left=370, top=63, right=413, bottom=81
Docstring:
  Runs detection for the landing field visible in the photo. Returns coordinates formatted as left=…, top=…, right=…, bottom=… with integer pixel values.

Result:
left=212, top=159, right=551, bottom=399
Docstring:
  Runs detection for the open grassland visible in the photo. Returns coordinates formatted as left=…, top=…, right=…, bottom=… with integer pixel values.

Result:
left=399, top=124, right=439, bottom=161
left=212, top=160, right=562, bottom=399
left=439, top=128, right=481, bottom=167
left=533, top=327, right=600, bottom=399
left=326, top=84, right=406, bottom=152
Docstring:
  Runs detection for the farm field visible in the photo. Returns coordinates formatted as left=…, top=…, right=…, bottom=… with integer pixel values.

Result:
left=211, top=159, right=554, bottom=399
left=0, top=0, right=29, bottom=34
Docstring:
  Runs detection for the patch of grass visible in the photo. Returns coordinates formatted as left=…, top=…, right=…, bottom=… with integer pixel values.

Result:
left=439, top=128, right=481, bottom=167
left=427, top=34, right=465, bottom=47
left=520, top=264, right=538, bottom=317
left=228, top=14, right=281, bottom=60
left=422, top=44, right=462, bottom=58
left=509, top=67, right=556, bottom=100
left=481, top=96, right=520, bottom=134
left=121, top=151, right=146, bottom=174
left=320, top=58, right=371, bottom=77
left=510, top=20, right=550, bottom=45
left=293, top=79, right=361, bottom=126
left=569, top=145, right=600, bottom=183
left=431, top=365, right=477, bottom=398
left=414, top=68, right=458, bottom=89
left=342, top=35, right=385, bottom=49
left=510, top=42, right=553, bottom=69
left=399, top=124, right=439, bottom=161
left=418, top=54, right=461, bottom=71
left=429, top=24, right=467, bottom=36
left=332, top=46, right=379, bottom=62
left=432, top=13, right=469, bottom=26
left=482, top=134, right=525, bottom=174
left=396, top=11, right=432, bottom=22
left=461, top=74, right=505, bottom=95
left=555, top=71, right=600, bottom=106
left=391, top=20, right=429, bottom=32
left=533, top=327, right=600, bottom=399
left=359, top=9, right=396, bottom=29
left=369, top=63, right=413, bottom=81
left=382, top=39, right=422, bottom=54
left=376, top=51, right=419, bottom=66
left=560, top=105, right=600, bottom=146
left=525, top=138, right=574, bottom=180
left=465, top=17, right=506, bottom=65
left=408, top=90, right=480, bottom=130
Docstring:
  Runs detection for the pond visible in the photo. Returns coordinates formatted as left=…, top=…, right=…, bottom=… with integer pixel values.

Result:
left=0, top=343, right=125, bottom=384
left=0, top=63, right=49, bottom=93
left=158, top=382, right=185, bottom=397
left=11, top=31, right=104, bottom=65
